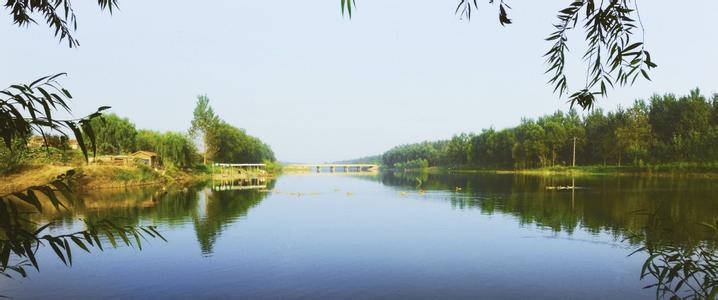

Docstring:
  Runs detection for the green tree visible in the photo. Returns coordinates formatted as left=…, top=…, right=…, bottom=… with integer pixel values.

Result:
left=615, top=103, right=653, bottom=166
left=513, top=119, right=548, bottom=168
left=538, top=112, right=568, bottom=166
left=208, top=121, right=275, bottom=164
left=188, top=95, right=220, bottom=164
left=136, top=129, right=163, bottom=152
left=136, top=130, right=199, bottom=168
left=584, top=109, right=614, bottom=165
left=445, top=133, right=473, bottom=167
left=88, top=113, right=138, bottom=155
left=157, top=132, right=198, bottom=168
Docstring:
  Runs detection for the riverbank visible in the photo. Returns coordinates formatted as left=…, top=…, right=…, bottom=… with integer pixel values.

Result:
left=397, top=164, right=718, bottom=178
left=0, top=164, right=211, bottom=194
left=0, top=162, right=288, bottom=195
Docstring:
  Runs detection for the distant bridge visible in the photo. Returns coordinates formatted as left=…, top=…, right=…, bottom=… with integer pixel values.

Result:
left=285, top=164, right=379, bottom=172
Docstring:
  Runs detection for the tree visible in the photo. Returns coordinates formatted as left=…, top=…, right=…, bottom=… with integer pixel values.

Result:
left=538, top=112, right=568, bottom=166
left=614, top=103, right=653, bottom=166
left=445, top=133, right=473, bottom=167
left=512, top=119, right=547, bottom=168
left=342, top=0, right=656, bottom=109
left=0, top=1, right=162, bottom=289
left=88, top=113, right=138, bottom=155
left=584, top=109, right=614, bottom=164
left=208, top=121, right=275, bottom=164
left=188, top=95, right=220, bottom=164
left=157, top=132, right=198, bottom=168
left=135, top=129, right=163, bottom=152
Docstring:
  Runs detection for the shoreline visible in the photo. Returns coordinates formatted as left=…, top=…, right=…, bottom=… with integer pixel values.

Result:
left=388, top=165, right=718, bottom=178
left=0, top=164, right=270, bottom=195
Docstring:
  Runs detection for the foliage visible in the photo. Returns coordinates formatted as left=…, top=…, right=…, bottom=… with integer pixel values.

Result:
left=157, top=132, right=199, bottom=169
left=87, top=113, right=138, bottom=155
left=136, top=130, right=199, bottom=169
left=634, top=242, right=718, bottom=299
left=341, top=0, right=655, bottom=109
left=110, top=164, right=158, bottom=182
left=0, top=170, right=164, bottom=280
left=3, top=0, right=119, bottom=48
left=188, top=97, right=275, bottom=164
left=0, top=74, right=107, bottom=162
left=334, top=155, right=383, bottom=165
left=0, top=137, right=30, bottom=174
left=135, top=129, right=162, bottom=153
left=394, top=159, right=429, bottom=170
left=208, top=121, right=275, bottom=164
left=382, top=142, right=440, bottom=168
left=262, top=160, right=283, bottom=174
left=629, top=215, right=718, bottom=299
left=188, top=95, right=220, bottom=164
left=7, top=1, right=659, bottom=111
left=381, top=89, right=718, bottom=170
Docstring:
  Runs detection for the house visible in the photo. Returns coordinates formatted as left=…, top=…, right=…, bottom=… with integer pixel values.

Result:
left=131, top=151, right=161, bottom=168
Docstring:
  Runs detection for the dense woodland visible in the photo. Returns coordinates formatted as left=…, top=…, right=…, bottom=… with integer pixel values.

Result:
left=382, top=90, right=718, bottom=169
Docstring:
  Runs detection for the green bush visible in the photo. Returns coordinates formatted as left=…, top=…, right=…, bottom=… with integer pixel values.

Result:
left=394, top=159, right=429, bottom=170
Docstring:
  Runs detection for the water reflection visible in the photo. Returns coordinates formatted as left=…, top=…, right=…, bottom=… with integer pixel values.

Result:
left=33, top=179, right=276, bottom=256
left=210, top=177, right=269, bottom=191
left=380, top=171, right=718, bottom=244
left=20, top=172, right=718, bottom=299
left=380, top=171, right=718, bottom=298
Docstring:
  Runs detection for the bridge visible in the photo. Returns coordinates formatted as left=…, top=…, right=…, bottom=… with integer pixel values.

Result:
left=285, top=164, right=379, bottom=172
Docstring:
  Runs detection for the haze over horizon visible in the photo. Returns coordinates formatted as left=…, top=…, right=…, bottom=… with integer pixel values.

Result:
left=4, top=1, right=717, bottom=163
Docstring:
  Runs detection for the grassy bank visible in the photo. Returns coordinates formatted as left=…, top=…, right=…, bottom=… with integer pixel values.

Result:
left=0, top=163, right=211, bottom=194
left=389, top=163, right=718, bottom=178
left=448, top=163, right=718, bottom=178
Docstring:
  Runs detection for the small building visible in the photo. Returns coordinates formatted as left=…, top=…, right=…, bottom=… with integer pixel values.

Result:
left=131, top=151, right=161, bottom=168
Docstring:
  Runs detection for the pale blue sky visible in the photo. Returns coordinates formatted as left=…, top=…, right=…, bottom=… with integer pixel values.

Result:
left=3, top=1, right=717, bottom=162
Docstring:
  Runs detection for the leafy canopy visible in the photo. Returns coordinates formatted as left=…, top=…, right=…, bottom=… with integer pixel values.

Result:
left=4, top=0, right=119, bottom=48
left=0, top=73, right=109, bottom=162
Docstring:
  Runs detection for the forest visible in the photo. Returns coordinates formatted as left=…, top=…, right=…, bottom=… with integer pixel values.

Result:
left=382, top=89, right=718, bottom=170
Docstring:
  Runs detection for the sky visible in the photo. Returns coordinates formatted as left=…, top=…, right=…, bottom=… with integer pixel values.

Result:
left=3, top=1, right=717, bottom=163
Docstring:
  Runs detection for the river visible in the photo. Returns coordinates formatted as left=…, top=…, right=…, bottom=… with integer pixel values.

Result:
left=4, top=172, right=717, bottom=299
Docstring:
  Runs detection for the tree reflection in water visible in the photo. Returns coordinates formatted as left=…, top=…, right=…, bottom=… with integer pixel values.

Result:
left=380, top=171, right=718, bottom=299
left=16, top=172, right=718, bottom=299
left=33, top=178, right=276, bottom=257
left=628, top=213, right=718, bottom=299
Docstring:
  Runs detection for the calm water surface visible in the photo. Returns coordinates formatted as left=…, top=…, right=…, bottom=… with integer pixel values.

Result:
left=4, top=172, right=718, bottom=299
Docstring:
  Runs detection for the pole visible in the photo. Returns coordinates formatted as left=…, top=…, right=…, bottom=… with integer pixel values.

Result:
left=572, top=137, right=577, bottom=167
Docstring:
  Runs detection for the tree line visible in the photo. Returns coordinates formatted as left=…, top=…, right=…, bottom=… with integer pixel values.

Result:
left=188, top=95, right=276, bottom=165
left=27, top=95, right=276, bottom=169
left=383, top=89, right=718, bottom=169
